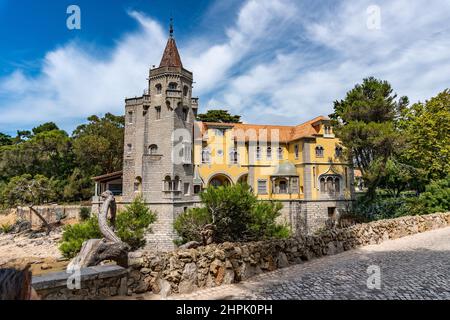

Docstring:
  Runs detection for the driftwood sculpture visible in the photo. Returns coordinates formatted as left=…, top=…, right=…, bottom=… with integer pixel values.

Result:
left=67, top=191, right=130, bottom=271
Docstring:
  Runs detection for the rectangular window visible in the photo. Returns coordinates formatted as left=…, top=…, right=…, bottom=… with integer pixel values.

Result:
left=277, top=147, right=283, bottom=160
left=257, top=180, right=267, bottom=194
left=184, top=183, right=190, bottom=195
left=182, top=108, right=188, bottom=121
left=294, top=144, right=299, bottom=159
left=128, top=111, right=133, bottom=124
left=194, top=185, right=201, bottom=194
left=127, top=143, right=132, bottom=154
left=182, top=142, right=192, bottom=164
left=291, top=177, right=299, bottom=194
left=256, top=146, right=261, bottom=160
left=155, top=106, right=161, bottom=120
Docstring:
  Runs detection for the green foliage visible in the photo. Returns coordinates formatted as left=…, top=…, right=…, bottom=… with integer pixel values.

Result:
left=0, top=113, right=124, bottom=206
left=174, top=184, right=291, bottom=244
left=0, top=133, right=12, bottom=147
left=0, top=174, right=58, bottom=207
left=115, top=197, right=157, bottom=250
left=63, top=168, right=94, bottom=201
left=79, top=207, right=91, bottom=221
left=330, top=77, right=409, bottom=197
left=353, top=176, right=450, bottom=220
left=32, top=122, right=59, bottom=135
left=0, top=223, right=13, bottom=234
left=173, top=207, right=211, bottom=245
left=59, top=218, right=102, bottom=258
left=411, top=176, right=450, bottom=215
left=196, top=110, right=241, bottom=123
left=59, top=197, right=156, bottom=258
left=72, top=113, right=124, bottom=177
left=399, top=89, right=450, bottom=182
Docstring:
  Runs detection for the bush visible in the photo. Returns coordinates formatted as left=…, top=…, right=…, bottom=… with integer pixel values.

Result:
left=115, top=196, right=157, bottom=250
left=353, top=176, right=450, bottom=220
left=79, top=207, right=91, bottom=221
left=174, top=184, right=291, bottom=245
left=407, top=176, right=450, bottom=215
left=0, top=223, right=13, bottom=234
left=59, top=218, right=102, bottom=258
left=59, top=196, right=157, bottom=258
left=173, top=207, right=211, bottom=245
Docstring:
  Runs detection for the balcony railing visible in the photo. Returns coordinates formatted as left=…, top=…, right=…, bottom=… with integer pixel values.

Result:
left=166, top=89, right=182, bottom=98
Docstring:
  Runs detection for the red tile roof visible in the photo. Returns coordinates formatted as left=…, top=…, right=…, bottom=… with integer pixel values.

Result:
left=198, top=116, right=329, bottom=143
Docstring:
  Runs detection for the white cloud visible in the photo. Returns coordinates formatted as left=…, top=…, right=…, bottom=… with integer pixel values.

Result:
left=208, top=0, right=450, bottom=124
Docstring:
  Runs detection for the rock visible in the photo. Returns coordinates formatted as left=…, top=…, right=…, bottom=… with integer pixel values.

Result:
left=134, top=281, right=149, bottom=294
left=177, top=263, right=198, bottom=293
left=178, top=241, right=201, bottom=250
left=140, top=268, right=152, bottom=274
left=159, top=279, right=172, bottom=299
left=40, top=263, right=51, bottom=270
left=276, top=252, right=289, bottom=268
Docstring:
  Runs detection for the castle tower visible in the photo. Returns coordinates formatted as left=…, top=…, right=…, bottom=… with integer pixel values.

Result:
left=122, top=20, right=197, bottom=250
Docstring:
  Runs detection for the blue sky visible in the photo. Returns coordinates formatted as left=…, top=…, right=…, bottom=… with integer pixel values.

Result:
left=1, top=0, right=450, bottom=135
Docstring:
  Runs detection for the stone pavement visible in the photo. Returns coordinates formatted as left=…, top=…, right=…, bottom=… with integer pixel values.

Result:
left=160, top=227, right=449, bottom=300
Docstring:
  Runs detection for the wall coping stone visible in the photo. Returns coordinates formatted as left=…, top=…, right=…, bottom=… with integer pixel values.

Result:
left=32, top=265, right=127, bottom=291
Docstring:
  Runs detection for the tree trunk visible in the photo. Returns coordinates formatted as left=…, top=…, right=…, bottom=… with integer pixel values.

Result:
left=67, top=191, right=130, bottom=271
left=29, top=206, right=52, bottom=235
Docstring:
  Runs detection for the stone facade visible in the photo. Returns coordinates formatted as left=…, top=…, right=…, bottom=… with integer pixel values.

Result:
left=128, top=212, right=450, bottom=296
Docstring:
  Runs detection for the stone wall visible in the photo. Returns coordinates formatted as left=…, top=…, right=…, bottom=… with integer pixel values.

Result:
left=128, top=212, right=450, bottom=297
left=16, top=205, right=89, bottom=227
left=32, top=265, right=128, bottom=300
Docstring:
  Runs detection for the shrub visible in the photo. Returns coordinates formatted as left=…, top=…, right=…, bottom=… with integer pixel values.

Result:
left=174, top=184, right=291, bottom=245
left=0, top=223, right=13, bottom=234
left=59, top=196, right=156, bottom=258
left=173, top=207, right=211, bottom=245
left=115, top=196, right=157, bottom=250
left=406, top=176, right=450, bottom=215
left=353, top=176, right=450, bottom=220
left=79, top=207, right=91, bottom=221
left=59, top=217, right=102, bottom=258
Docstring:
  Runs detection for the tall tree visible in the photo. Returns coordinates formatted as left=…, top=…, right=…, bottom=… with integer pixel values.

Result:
left=72, top=113, right=124, bottom=176
left=0, top=133, right=12, bottom=147
left=330, top=77, right=409, bottom=197
left=399, top=89, right=450, bottom=182
left=196, top=109, right=242, bottom=123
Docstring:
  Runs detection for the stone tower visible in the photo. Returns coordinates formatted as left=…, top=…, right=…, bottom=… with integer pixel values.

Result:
left=122, top=22, right=198, bottom=251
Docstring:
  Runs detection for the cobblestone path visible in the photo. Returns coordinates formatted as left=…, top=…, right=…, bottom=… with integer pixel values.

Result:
left=168, top=227, right=450, bottom=300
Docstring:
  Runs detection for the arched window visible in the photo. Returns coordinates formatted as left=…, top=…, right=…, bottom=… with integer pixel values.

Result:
left=229, top=148, right=238, bottom=164
left=166, top=100, right=171, bottom=111
left=164, top=176, right=172, bottom=191
left=335, top=146, right=343, bottom=157
left=256, top=146, right=261, bottom=160
left=294, top=144, right=299, bottom=159
left=134, top=177, right=142, bottom=192
left=319, top=175, right=341, bottom=195
left=155, top=84, right=162, bottom=94
left=149, top=144, right=158, bottom=155
left=279, top=180, right=288, bottom=194
left=168, top=82, right=178, bottom=90
left=182, top=107, right=189, bottom=121
left=315, top=146, right=324, bottom=158
left=266, top=147, right=272, bottom=160
left=277, top=147, right=283, bottom=160
left=173, top=176, right=180, bottom=192
left=202, top=148, right=211, bottom=164
left=183, top=85, right=189, bottom=97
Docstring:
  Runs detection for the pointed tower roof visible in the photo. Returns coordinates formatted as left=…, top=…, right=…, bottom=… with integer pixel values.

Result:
left=159, top=19, right=183, bottom=68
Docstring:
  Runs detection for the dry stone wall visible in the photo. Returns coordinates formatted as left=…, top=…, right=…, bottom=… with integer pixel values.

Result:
left=128, top=212, right=450, bottom=296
